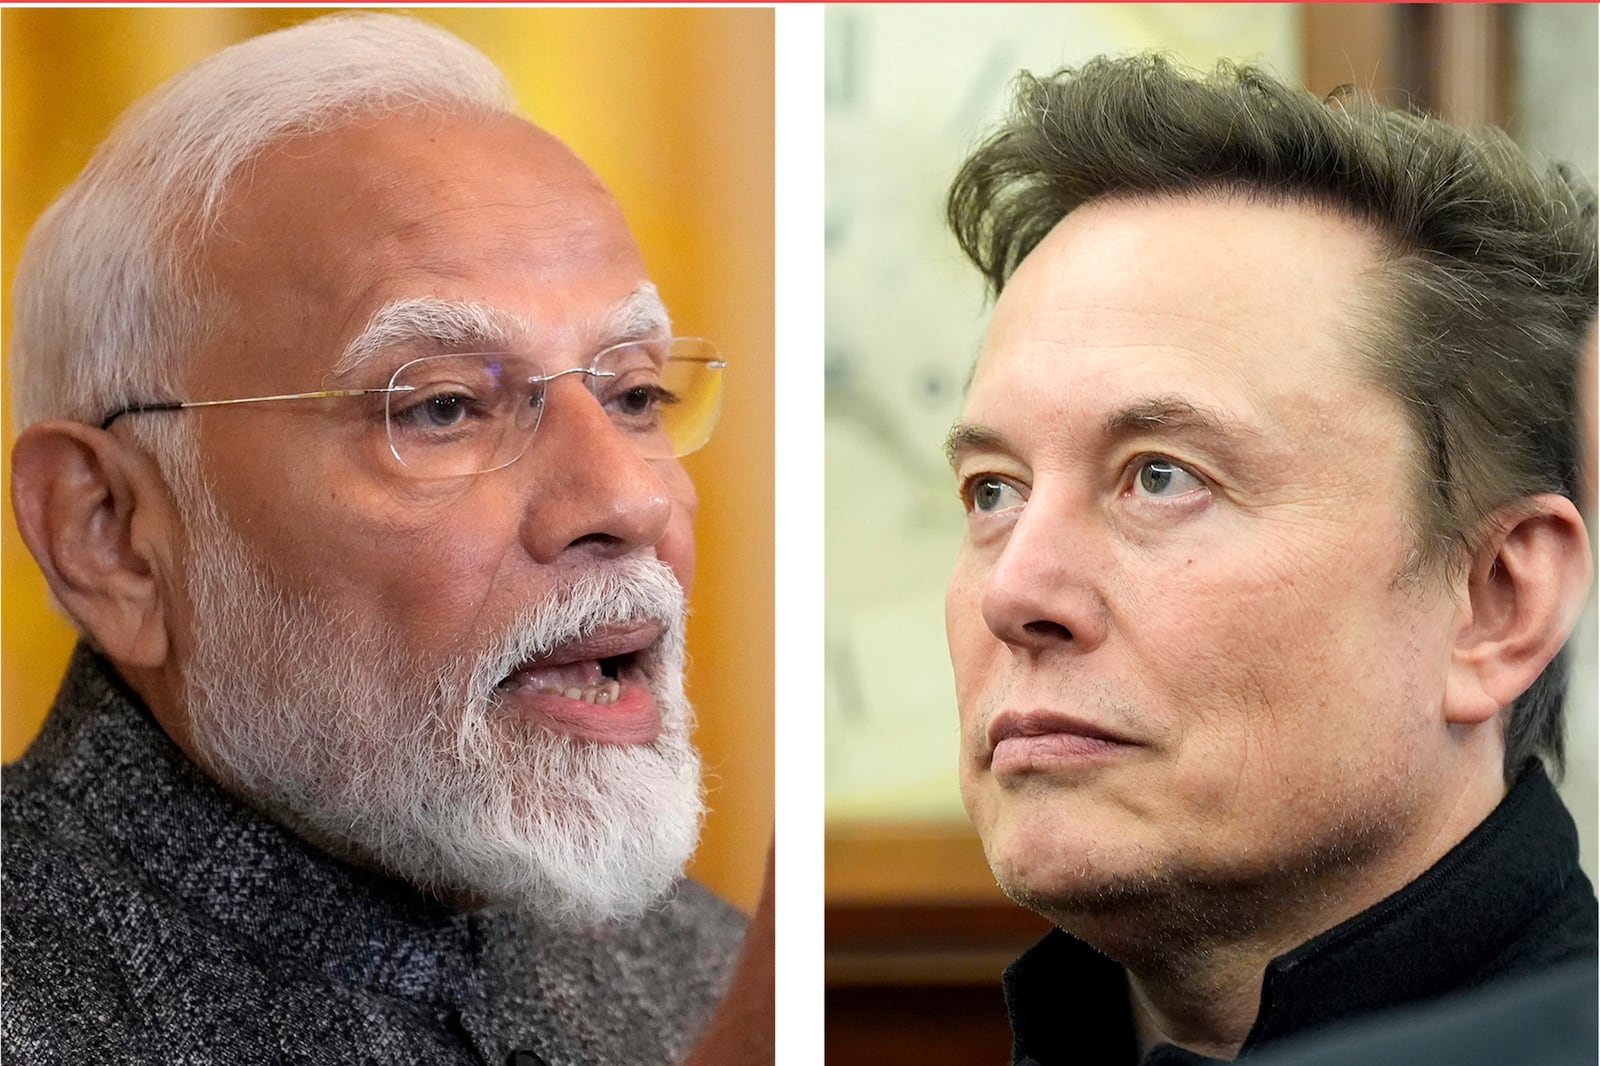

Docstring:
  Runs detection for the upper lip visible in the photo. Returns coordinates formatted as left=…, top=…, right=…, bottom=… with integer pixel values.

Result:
left=516, top=621, right=663, bottom=670
left=986, top=710, right=1137, bottom=755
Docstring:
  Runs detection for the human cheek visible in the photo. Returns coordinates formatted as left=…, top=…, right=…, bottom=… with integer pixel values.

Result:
left=364, top=515, right=520, bottom=654
left=945, top=551, right=998, bottom=728
left=1135, top=559, right=1358, bottom=821
left=655, top=460, right=698, bottom=593
left=947, top=552, right=1005, bottom=809
left=1109, top=532, right=1283, bottom=694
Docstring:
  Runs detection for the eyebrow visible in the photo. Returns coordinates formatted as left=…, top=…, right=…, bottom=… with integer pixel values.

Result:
left=334, top=283, right=671, bottom=377
left=944, top=423, right=1013, bottom=469
left=944, top=395, right=1260, bottom=470
left=1101, top=395, right=1262, bottom=445
left=335, top=298, right=529, bottom=375
left=595, top=282, right=672, bottom=346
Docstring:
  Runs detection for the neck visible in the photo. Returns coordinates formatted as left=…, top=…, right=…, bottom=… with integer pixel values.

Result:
left=1127, top=940, right=1275, bottom=1060
left=1074, top=768, right=1508, bottom=1060
left=1107, top=890, right=1325, bottom=1060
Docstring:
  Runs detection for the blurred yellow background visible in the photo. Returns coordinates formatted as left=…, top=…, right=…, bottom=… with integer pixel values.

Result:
left=1, top=7, right=774, bottom=911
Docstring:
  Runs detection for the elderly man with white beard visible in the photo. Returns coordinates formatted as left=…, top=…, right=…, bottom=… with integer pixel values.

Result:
left=2, top=13, right=772, bottom=1065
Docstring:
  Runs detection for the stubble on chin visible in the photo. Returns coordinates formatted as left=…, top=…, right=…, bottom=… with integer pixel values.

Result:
left=979, top=784, right=1413, bottom=978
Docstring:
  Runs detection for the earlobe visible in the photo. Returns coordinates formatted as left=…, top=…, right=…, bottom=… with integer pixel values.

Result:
left=1443, top=495, right=1592, bottom=726
left=10, top=421, right=176, bottom=669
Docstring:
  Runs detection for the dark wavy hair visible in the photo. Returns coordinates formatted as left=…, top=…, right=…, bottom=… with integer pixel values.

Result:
left=947, top=55, right=1597, bottom=781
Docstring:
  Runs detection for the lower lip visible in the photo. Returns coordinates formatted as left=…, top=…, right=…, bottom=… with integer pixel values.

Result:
left=499, top=672, right=661, bottom=745
left=990, top=733, right=1134, bottom=776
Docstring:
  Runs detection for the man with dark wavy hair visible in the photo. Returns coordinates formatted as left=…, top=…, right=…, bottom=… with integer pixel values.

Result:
left=943, top=56, right=1596, bottom=1064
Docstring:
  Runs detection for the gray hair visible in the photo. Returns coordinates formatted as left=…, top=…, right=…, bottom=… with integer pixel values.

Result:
left=10, top=12, right=517, bottom=440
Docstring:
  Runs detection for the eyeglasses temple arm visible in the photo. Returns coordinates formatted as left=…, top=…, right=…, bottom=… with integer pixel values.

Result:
left=98, top=387, right=408, bottom=430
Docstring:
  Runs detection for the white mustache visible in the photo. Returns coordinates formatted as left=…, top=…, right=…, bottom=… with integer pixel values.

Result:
left=464, top=556, right=687, bottom=706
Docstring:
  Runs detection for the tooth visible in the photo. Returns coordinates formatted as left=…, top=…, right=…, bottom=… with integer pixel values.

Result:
left=563, top=687, right=583, bottom=699
left=540, top=686, right=562, bottom=696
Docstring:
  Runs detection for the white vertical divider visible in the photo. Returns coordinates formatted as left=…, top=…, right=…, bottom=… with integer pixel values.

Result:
left=773, top=5, right=826, bottom=1063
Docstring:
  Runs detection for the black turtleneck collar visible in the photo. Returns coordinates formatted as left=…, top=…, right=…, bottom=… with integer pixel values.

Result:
left=1002, top=764, right=1597, bottom=1066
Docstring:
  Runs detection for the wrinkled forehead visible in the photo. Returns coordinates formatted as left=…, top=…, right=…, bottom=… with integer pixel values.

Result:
left=188, top=110, right=653, bottom=390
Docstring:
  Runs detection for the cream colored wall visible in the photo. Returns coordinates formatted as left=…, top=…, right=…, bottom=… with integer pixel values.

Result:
left=0, top=7, right=774, bottom=911
left=823, top=4, right=1302, bottom=819
left=1511, top=2, right=1599, bottom=878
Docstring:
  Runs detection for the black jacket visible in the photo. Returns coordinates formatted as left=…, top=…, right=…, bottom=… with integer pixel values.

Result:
left=2, top=646, right=744, bottom=1065
left=1003, top=765, right=1598, bottom=1065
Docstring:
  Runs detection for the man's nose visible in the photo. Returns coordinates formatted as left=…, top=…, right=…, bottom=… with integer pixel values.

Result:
left=515, top=377, right=674, bottom=563
left=979, top=488, right=1109, bottom=655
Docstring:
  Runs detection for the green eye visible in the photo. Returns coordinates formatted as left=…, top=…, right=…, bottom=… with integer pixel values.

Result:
left=1134, top=459, right=1202, bottom=497
left=964, top=476, right=1023, bottom=514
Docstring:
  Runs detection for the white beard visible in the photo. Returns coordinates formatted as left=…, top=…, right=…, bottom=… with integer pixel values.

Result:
left=177, top=488, right=704, bottom=928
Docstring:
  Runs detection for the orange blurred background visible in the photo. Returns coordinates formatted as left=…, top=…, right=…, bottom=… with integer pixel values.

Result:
left=1, top=7, right=774, bottom=911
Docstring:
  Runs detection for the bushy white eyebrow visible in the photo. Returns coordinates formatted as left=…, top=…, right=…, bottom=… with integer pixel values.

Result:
left=335, top=297, right=530, bottom=375
left=334, top=283, right=671, bottom=377
left=596, top=282, right=671, bottom=344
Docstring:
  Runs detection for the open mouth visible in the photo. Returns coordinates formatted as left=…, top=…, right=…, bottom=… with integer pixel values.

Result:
left=487, top=621, right=669, bottom=746
left=494, top=621, right=663, bottom=706
left=497, top=652, right=633, bottom=705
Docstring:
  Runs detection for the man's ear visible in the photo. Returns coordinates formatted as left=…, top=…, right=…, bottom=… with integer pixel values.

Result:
left=10, top=420, right=179, bottom=669
left=1443, top=494, right=1592, bottom=725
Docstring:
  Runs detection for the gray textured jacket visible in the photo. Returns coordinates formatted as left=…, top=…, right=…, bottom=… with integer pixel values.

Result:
left=2, top=646, right=745, bottom=1065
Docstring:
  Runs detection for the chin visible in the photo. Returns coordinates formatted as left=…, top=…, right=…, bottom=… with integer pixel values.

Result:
left=987, top=823, right=1138, bottom=905
left=972, top=783, right=1238, bottom=961
left=983, top=824, right=1225, bottom=970
left=977, top=791, right=1148, bottom=908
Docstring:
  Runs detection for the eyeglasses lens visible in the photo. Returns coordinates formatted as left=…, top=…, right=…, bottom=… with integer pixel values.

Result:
left=384, top=339, right=723, bottom=478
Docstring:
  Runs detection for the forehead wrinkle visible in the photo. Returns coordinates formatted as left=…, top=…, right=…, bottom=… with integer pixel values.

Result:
left=335, top=297, right=532, bottom=375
